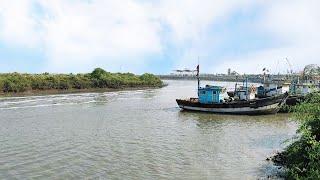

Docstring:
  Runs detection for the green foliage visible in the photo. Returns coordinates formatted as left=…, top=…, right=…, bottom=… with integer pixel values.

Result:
left=0, top=68, right=163, bottom=93
left=0, top=77, right=4, bottom=92
left=91, top=68, right=107, bottom=79
left=279, top=104, right=292, bottom=113
left=139, top=73, right=163, bottom=86
left=69, top=74, right=92, bottom=89
left=2, top=73, right=31, bottom=93
left=274, top=92, right=320, bottom=179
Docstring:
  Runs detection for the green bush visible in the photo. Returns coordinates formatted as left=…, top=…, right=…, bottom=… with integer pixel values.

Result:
left=139, top=73, right=163, bottom=86
left=69, top=74, right=92, bottom=89
left=2, top=73, right=31, bottom=93
left=0, top=68, right=163, bottom=93
left=91, top=68, right=107, bottom=79
left=273, top=92, right=320, bottom=179
left=0, top=77, right=4, bottom=92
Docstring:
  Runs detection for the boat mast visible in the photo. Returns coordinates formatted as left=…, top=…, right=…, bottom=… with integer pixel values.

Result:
left=235, top=83, right=237, bottom=95
left=197, top=58, right=200, bottom=91
left=246, top=77, right=248, bottom=100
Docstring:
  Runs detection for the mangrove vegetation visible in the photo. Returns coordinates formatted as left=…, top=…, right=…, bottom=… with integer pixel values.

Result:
left=272, top=92, right=320, bottom=179
left=0, top=68, right=163, bottom=94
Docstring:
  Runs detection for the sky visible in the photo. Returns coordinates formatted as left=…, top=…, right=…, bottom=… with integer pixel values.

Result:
left=0, top=0, right=319, bottom=75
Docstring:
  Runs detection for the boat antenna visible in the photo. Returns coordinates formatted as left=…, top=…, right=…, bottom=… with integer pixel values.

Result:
left=235, top=82, right=237, bottom=95
left=246, top=76, right=248, bottom=100
left=285, top=57, right=293, bottom=75
left=197, top=56, right=200, bottom=91
left=262, top=67, right=269, bottom=83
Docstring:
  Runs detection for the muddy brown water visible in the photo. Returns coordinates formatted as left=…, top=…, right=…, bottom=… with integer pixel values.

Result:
left=0, top=80, right=296, bottom=179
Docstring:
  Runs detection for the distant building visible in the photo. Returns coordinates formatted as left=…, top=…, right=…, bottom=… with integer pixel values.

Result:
left=231, top=71, right=239, bottom=76
left=228, top=68, right=231, bottom=75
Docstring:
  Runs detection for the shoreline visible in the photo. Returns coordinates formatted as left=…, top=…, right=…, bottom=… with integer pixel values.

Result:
left=0, top=85, right=165, bottom=98
left=160, top=78, right=262, bottom=84
left=0, top=68, right=164, bottom=98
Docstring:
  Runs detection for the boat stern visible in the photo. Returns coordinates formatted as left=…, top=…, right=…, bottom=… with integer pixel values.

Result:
left=176, top=98, right=198, bottom=109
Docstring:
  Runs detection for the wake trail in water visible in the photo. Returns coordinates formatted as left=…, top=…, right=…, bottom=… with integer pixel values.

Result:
left=0, top=89, right=156, bottom=110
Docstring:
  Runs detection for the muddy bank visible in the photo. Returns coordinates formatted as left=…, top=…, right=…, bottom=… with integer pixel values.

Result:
left=0, top=85, right=165, bottom=98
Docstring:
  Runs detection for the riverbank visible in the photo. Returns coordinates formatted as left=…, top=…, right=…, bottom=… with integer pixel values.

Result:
left=159, top=75, right=259, bottom=82
left=270, top=92, right=320, bottom=179
left=0, top=68, right=164, bottom=97
left=158, top=74, right=299, bottom=83
left=0, top=85, right=166, bottom=98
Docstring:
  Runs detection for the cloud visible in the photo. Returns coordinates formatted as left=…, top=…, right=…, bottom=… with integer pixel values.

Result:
left=261, top=0, right=320, bottom=44
left=0, top=0, right=42, bottom=48
left=156, top=0, right=255, bottom=68
left=0, top=0, right=257, bottom=73
left=0, top=0, right=319, bottom=74
left=216, top=46, right=320, bottom=75
left=214, top=0, right=320, bottom=74
left=1, top=0, right=164, bottom=72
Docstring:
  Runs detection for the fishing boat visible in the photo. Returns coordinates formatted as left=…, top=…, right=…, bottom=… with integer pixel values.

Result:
left=176, top=65, right=288, bottom=115
left=256, top=77, right=319, bottom=111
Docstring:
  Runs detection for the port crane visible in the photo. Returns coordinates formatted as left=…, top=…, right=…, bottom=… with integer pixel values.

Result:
left=285, top=58, right=293, bottom=74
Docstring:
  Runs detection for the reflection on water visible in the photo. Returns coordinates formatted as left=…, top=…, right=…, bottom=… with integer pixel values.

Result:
left=0, top=80, right=296, bottom=179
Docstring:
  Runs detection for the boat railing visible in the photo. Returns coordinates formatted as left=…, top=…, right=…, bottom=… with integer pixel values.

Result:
left=189, top=98, right=198, bottom=102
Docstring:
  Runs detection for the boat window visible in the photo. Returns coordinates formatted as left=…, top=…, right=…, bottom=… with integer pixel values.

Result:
left=201, top=91, right=206, bottom=94
left=212, top=91, right=216, bottom=95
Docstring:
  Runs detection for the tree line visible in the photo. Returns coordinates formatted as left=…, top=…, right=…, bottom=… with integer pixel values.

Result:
left=0, top=68, right=163, bottom=93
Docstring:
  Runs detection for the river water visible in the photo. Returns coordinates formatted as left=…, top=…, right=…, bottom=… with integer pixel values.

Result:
left=0, top=80, right=297, bottom=179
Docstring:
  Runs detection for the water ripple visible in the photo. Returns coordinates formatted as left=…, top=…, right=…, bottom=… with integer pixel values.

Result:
left=0, top=81, right=296, bottom=179
left=0, top=90, right=157, bottom=110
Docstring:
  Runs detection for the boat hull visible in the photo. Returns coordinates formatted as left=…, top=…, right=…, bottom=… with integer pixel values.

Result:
left=285, top=95, right=304, bottom=106
left=176, top=94, right=288, bottom=115
left=279, top=94, right=305, bottom=113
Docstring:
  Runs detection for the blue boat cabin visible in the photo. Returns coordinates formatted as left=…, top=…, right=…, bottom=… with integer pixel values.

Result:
left=198, top=85, right=224, bottom=104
